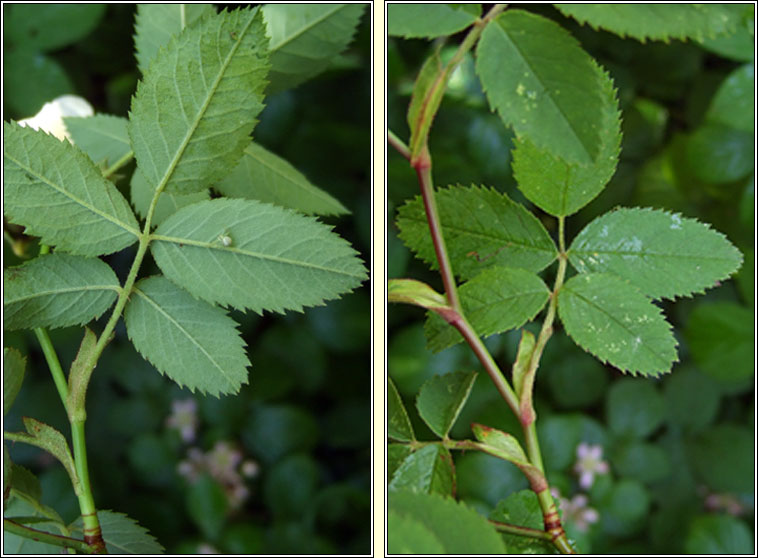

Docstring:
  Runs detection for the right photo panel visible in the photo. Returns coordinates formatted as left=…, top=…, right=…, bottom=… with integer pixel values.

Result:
left=386, top=3, right=754, bottom=555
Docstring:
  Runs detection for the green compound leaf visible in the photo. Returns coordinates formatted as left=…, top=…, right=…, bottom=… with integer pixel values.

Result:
left=388, top=491, right=507, bottom=554
left=63, top=114, right=130, bottom=170
left=3, top=121, right=140, bottom=256
left=128, top=7, right=270, bottom=195
left=214, top=141, right=348, bottom=216
left=263, top=3, right=365, bottom=94
left=133, top=3, right=216, bottom=75
left=476, top=10, right=607, bottom=164
left=425, top=266, right=550, bottom=352
left=388, top=4, right=478, bottom=38
left=555, top=4, right=742, bottom=43
left=71, top=510, right=164, bottom=555
left=130, top=167, right=210, bottom=227
left=4, top=347, right=26, bottom=415
left=512, top=64, right=621, bottom=217
left=568, top=208, right=743, bottom=300
left=388, top=377, right=415, bottom=442
left=4, top=253, right=120, bottom=331
left=389, top=444, right=455, bottom=497
left=123, top=276, right=250, bottom=396
left=151, top=198, right=366, bottom=315
left=396, top=185, right=557, bottom=281
left=558, top=273, right=678, bottom=376
left=416, top=371, right=477, bottom=439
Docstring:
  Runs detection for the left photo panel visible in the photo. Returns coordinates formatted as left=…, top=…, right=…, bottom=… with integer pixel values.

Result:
left=3, top=3, right=372, bottom=555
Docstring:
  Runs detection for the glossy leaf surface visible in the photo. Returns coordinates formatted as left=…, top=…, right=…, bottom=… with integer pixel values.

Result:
left=388, top=377, right=415, bottom=442
left=476, top=10, right=607, bottom=164
left=416, top=371, right=477, bottom=439
left=151, top=199, right=367, bottom=314
left=558, top=273, right=678, bottom=376
left=388, top=444, right=455, bottom=497
left=569, top=208, right=743, bottom=300
left=512, top=64, right=621, bottom=216
left=397, top=185, right=557, bottom=281
left=425, top=266, right=550, bottom=352
left=556, top=4, right=743, bottom=43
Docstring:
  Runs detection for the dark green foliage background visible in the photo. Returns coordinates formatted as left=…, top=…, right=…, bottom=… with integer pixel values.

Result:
left=4, top=4, right=370, bottom=554
left=388, top=4, right=754, bottom=554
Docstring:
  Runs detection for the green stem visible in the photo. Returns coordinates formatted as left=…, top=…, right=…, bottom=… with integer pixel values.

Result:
left=102, top=150, right=134, bottom=179
left=3, top=519, right=96, bottom=554
left=70, top=421, right=102, bottom=551
left=388, top=129, right=411, bottom=161
left=414, top=150, right=461, bottom=312
left=491, top=519, right=554, bottom=541
left=33, top=328, right=69, bottom=406
left=451, top=316, right=520, bottom=416
left=518, top=217, right=574, bottom=554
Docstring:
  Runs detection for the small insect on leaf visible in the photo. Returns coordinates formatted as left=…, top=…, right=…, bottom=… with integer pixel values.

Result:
left=218, top=233, right=233, bottom=247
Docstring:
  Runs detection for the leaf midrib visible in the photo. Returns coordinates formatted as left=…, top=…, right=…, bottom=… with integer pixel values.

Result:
left=402, top=212, right=557, bottom=256
left=152, top=235, right=365, bottom=278
left=268, top=5, right=344, bottom=52
left=133, top=286, right=236, bottom=390
left=152, top=11, right=257, bottom=198
left=490, top=17, right=598, bottom=163
left=5, top=153, right=140, bottom=238
left=245, top=144, right=346, bottom=209
left=565, top=285, right=672, bottom=368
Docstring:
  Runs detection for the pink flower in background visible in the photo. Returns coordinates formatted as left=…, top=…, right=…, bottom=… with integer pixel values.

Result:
left=166, top=398, right=198, bottom=442
left=177, top=441, right=257, bottom=510
left=704, top=492, right=744, bottom=516
left=560, top=494, right=600, bottom=533
left=573, top=443, right=609, bottom=489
